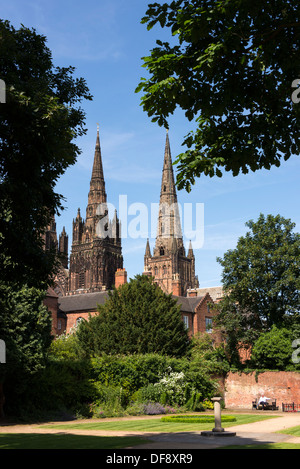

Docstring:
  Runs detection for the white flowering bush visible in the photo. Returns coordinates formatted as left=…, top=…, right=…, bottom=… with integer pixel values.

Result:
left=153, top=368, right=189, bottom=406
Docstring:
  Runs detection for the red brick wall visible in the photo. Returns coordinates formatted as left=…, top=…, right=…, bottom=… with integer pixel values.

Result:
left=66, top=310, right=97, bottom=333
left=193, top=294, right=221, bottom=344
left=43, top=290, right=67, bottom=337
left=181, top=312, right=194, bottom=338
left=115, top=269, right=127, bottom=288
left=225, top=371, right=300, bottom=409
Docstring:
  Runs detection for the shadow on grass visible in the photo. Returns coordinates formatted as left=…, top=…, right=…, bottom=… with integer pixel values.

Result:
left=0, top=433, right=148, bottom=450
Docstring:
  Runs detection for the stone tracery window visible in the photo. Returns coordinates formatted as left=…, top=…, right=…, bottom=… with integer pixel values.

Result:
left=78, top=271, right=85, bottom=288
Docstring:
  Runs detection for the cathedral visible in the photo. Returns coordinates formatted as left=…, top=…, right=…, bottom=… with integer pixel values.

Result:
left=43, top=126, right=221, bottom=337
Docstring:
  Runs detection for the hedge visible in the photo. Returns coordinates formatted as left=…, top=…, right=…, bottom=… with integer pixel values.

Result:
left=161, top=415, right=236, bottom=423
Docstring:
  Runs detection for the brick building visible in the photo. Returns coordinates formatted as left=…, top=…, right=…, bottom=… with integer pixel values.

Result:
left=57, top=270, right=216, bottom=338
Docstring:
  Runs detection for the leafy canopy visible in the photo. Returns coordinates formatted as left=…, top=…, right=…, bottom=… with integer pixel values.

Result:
left=0, top=284, right=52, bottom=385
left=215, top=214, right=300, bottom=357
left=136, top=1, right=300, bottom=191
left=251, top=326, right=298, bottom=370
left=0, top=20, right=91, bottom=416
left=76, top=275, right=190, bottom=357
left=0, top=20, right=92, bottom=288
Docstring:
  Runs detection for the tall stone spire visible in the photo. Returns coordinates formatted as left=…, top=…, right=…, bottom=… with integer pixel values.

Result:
left=144, top=130, right=199, bottom=296
left=160, top=129, right=177, bottom=206
left=154, top=130, right=183, bottom=256
left=68, top=123, right=123, bottom=295
left=90, top=123, right=106, bottom=190
left=85, top=124, right=108, bottom=236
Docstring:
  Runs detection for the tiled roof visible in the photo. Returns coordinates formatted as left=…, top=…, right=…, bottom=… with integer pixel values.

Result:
left=58, top=291, right=206, bottom=313
left=58, top=291, right=109, bottom=313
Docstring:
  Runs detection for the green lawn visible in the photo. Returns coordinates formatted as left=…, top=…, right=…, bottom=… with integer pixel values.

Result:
left=0, top=414, right=284, bottom=449
left=221, top=443, right=300, bottom=449
left=223, top=421, right=300, bottom=449
left=277, top=425, right=300, bottom=437
left=40, top=414, right=279, bottom=433
left=0, top=434, right=148, bottom=449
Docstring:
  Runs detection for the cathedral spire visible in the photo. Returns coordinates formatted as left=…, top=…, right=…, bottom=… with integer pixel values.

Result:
left=160, top=129, right=177, bottom=205
left=144, top=130, right=199, bottom=296
left=69, top=124, right=123, bottom=295
left=90, top=123, right=106, bottom=192
left=145, top=238, right=151, bottom=258
left=187, top=240, right=194, bottom=258
left=86, top=124, right=108, bottom=232
left=155, top=130, right=183, bottom=252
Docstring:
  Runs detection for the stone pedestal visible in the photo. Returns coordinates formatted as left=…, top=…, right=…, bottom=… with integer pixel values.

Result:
left=212, top=397, right=224, bottom=432
left=201, top=397, right=236, bottom=438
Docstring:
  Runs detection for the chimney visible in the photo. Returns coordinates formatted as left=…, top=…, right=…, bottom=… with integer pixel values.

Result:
left=115, top=269, right=127, bottom=288
left=187, top=289, right=198, bottom=298
left=172, top=273, right=182, bottom=297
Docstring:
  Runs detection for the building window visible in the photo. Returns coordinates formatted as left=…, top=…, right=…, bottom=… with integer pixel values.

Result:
left=57, top=320, right=62, bottom=330
left=76, top=317, right=84, bottom=327
left=205, top=317, right=213, bottom=333
left=79, top=271, right=85, bottom=288
left=154, top=266, right=158, bottom=276
left=183, top=315, right=189, bottom=330
left=160, top=246, right=165, bottom=256
left=163, top=265, right=167, bottom=276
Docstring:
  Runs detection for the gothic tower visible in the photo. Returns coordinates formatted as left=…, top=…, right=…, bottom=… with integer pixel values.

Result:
left=68, top=125, right=123, bottom=295
left=144, top=131, right=199, bottom=296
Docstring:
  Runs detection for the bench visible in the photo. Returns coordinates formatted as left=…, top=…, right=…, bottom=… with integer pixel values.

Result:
left=252, top=399, right=278, bottom=411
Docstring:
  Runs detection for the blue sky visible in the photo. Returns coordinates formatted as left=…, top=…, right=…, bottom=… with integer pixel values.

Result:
left=3, top=0, right=300, bottom=287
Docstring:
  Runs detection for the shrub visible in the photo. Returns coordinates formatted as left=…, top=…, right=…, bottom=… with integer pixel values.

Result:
left=144, top=402, right=166, bottom=415
left=185, top=391, right=204, bottom=412
left=7, top=358, right=96, bottom=420
left=48, top=333, right=81, bottom=360
left=203, top=400, right=214, bottom=410
left=76, top=275, right=190, bottom=357
left=251, top=326, right=295, bottom=370
left=153, top=369, right=188, bottom=406
left=125, top=402, right=146, bottom=416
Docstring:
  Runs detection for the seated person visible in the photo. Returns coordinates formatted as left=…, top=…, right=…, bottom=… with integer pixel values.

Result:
left=258, top=394, right=271, bottom=408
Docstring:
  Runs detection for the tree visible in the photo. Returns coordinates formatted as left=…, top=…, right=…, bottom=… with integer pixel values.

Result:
left=215, top=214, right=300, bottom=357
left=76, top=275, right=190, bottom=357
left=0, top=285, right=52, bottom=417
left=136, top=1, right=300, bottom=191
left=0, top=20, right=92, bottom=288
left=250, top=326, right=297, bottom=370
left=0, top=20, right=92, bottom=418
